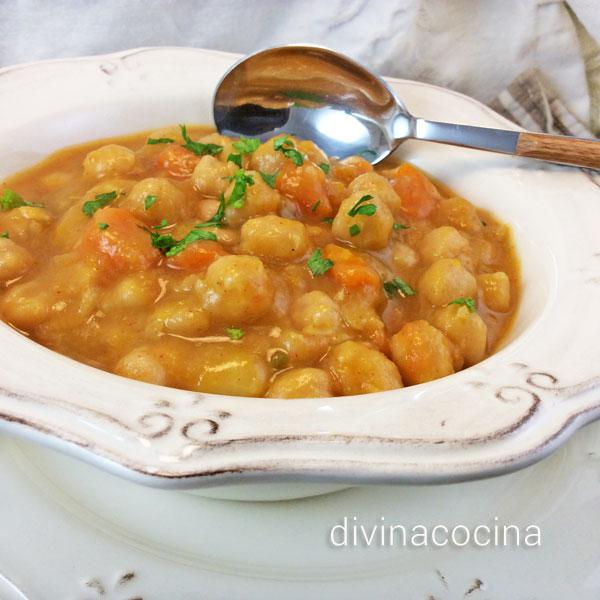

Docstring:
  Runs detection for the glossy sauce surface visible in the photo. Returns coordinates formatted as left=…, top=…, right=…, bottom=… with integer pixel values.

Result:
left=0, top=126, right=519, bottom=397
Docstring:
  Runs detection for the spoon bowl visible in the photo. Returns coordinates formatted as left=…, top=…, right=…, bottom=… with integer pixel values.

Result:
left=214, top=45, right=600, bottom=169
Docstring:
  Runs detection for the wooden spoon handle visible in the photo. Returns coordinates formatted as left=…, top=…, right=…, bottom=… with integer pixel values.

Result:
left=516, top=132, right=600, bottom=169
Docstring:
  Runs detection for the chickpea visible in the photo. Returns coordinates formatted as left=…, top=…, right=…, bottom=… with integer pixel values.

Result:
left=83, top=144, right=136, bottom=179
left=419, top=258, right=477, bottom=307
left=224, top=171, right=281, bottom=227
left=339, top=297, right=385, bottom=339
left=191, top=155, right=234, bottom=197
left=478, top=271, right=511, bottom=312
left=99, top=273, right=160, bottom=312
left=146, top=299, right=209, bottom=337
left=390, top=320, right=455, bottom=385
left=192, top=344, right=269, bottom=397
left=291, top=291, right=341, bottom=336
left=250, top=140, right=286, bottom=174
left=0, top=238, right=33, bottom=281
left=348, top=172, right=402, bottom=215
left=198, top=255, right=274, bottom=323
left=418, top=226, right=469, bottom=265
left=240, top=215, right=309, bottom=261
left=0, top=206, right=52, bottom=244
left=324, top=340, right=402, bottom=395
left=266, top=368, right=334, bottom=398
left=392, top=242, right=419, bottom=270
left=279, top=328, right=330, bottom=365
left=431, top=304, right=487, bottom=367
left=332, top=192, right=393, bottom=250
left=0, top=281, right=51, bottom=328
left=54, top=204, right=89, bottom=250
left=120, top=177, right=188, bottom=222
left=434, top=197, right=482, bottom=234
left=115, top=347, right=167, bottom=386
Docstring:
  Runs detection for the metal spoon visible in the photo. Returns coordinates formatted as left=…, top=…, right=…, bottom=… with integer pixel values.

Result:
left=213, top=44, right=600, bottom=169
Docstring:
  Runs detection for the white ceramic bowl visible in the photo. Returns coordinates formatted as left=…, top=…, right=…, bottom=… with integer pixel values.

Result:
left=1, top=47, right=600, bottom=500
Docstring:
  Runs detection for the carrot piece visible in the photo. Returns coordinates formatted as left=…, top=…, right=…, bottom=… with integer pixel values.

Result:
left=331, top=156, right=373, bottom=186
left=276, top=161, right=333, bottom=218
left=323, top=244, right=381, bottom=290
left=166, top=240, right=227, bottom=271
left=82, top=207, right=161, bottom=274
left=384, top=163, right=441, bottom=219
left=156, top=145, right=201, bottom=179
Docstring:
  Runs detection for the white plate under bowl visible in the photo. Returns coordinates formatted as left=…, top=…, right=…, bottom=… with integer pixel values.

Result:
left=0, top=47, right=599, bottom=500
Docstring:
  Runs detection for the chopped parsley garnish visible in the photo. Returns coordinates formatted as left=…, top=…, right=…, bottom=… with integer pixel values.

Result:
left=227, top=136, right=260, bottom=168
left=165, top=228, right=218, bottom=256
left=393, top=222, right=410, bottom=231
left=196, top=193, right=226, bottom=229
left=233, top=137, right=260, bottom=154
left=144, top=195, right=157, bottom=210
left=0, top=231, right=9, bottom=238
left=226, top=170, right=254, bottom=208
left=225, top=326, right=244, bottom=340
left=383, top=277, right=416, bottom=298
left=97, top=222, right=109, bottom=230
left=0, top=188, right=43, bottom=212
left=146, top=226, right=217, bottom=256
left=259, top=171, right=278, bottom=188
left=348, top=194, right=376, bottom=217
left=322, top=217, right=334, bottom=224
left=448, top=297, right=477, bottom=312
left=82, top=190, right=117, bottom=217
left=179, top=124, right=223, bottom=156
left=318, top=162, right=330, bottom=175
left=349, top=224, right=361, bottom=237
left=307, top=248, right=333, bottom=277
left=147, top=137, right=175, bottom=145
left=273, top=134, right=304, bottom=166
left=311, top=200, right=321, bottom=213
left=227, top=153, right=242, bottom=168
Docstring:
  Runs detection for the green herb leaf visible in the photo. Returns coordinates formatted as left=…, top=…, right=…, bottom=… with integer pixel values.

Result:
left=165, top=228, right=218, bottom=256
left=311, top=200, right=321, bottom=213
left=322, top=217, right=334, bottom=224
left=307, top=248, right=334, bottom=277
left=149, top=231, right=177, bottom=250
left=0, top=231, right=9, bottom=238
left=97, top=222, right=109, bottom=230
left=318, top=162, right=330, bottom=175
left=0, top=188, right=43, bottom=212
left=273, top=135, right=293, bottom=151
left=393, top=222, right=410, bottom=231
left=144, top=195, right=157, bottom=210
left=383, top=277, right=416, bottom=298
left=82, top=190, right=117, bottom=217
left=225, top=326, right=245, bottom=340
left=195, top=193, right=226, bottom=229
left=227, top=153, right=243, bottom=168
left=147, top=137, right=175, bottom=145
left=448, top=297, right=477, bottom=312
left=273, top=135, right=304, bottom=166
left=232, top=137, right=260, bottom=154
left=282, top=147, right=304, bottom=166
left=349, top=224, right=361, bottom=237
left=348, top=194, right=376, bottom=217
left=227, top=169, right=254, bottom=209
left=179, top=124, right=223, bottom=156
left=259, top=171, right=278, bottom=188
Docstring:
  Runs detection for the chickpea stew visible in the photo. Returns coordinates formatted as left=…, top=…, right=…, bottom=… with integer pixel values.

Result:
left=0, top=126, right=519, bottom=398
